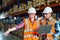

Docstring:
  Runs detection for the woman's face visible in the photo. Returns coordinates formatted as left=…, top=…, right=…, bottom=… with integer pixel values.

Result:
left=44, top=13, right=51, bottom=19
left=29, top=13, right=35, bottom=19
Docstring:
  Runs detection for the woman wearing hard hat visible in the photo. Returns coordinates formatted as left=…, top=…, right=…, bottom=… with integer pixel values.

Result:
left=39, top=7, right=56, bottom=40
left=3, top=7, right=40, bottom=40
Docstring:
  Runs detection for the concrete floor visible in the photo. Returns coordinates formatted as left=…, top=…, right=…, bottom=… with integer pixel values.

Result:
left=0, top=27, right=22, bottom=40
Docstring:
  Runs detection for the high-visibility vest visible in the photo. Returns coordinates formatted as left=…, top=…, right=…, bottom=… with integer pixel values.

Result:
left=23, top=18, right=39, bottom=40
left=39, top=17, right=56, bottom=39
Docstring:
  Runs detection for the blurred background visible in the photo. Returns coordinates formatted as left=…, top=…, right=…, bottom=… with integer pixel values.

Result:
left=0, top=0, right=60, bottom=40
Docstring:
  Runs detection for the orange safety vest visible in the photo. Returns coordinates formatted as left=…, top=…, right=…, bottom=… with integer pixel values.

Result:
left=39, top=17, right=56, bottom=40
left=23, top=18, right=39, bottom=40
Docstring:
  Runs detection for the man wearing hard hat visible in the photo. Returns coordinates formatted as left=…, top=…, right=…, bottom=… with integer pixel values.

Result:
left=3, top=7, right=40, bottom=40
left=38, top=7, right=56, bottom=40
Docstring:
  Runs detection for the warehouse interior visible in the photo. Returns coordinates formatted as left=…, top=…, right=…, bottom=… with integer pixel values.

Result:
left=0, top=0, right=60, bottom=40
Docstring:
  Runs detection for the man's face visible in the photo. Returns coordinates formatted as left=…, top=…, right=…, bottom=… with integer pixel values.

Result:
left=43, top=13, right=51, bottom=19
left=29, top=13, right=35, bottom=18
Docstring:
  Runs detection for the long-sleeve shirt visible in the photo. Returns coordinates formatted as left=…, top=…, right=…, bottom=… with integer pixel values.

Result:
left=15, top=19, right=39, bottom=30
left=16, top=21, right=24, bottom=30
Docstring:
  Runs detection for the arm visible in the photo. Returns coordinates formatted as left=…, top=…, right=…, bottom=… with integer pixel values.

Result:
left=3, top=21, right=24, bottom=36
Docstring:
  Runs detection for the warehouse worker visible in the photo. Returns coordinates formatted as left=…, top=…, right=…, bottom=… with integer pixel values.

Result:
left=38, top=7, right=56, bottom=40
left=3, top=7, right=40, bottom=40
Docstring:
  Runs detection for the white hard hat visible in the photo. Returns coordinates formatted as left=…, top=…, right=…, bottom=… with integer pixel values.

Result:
left=28, top=7, right=36, bottom=14
left=43, top=7, right=53, bottom=13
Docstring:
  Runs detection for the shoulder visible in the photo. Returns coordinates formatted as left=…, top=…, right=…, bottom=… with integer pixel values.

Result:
left=23, top=18, right=29, bottom=23
left=49, top=17, right=56, bottom=23
left=38, top=17, right=44, bottom=21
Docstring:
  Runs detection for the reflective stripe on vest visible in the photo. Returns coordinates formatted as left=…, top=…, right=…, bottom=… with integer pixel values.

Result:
left=24, top=19, right=33, bottom=38
left=24, top=28, right=33, bottom=32
left=24, top=34, right=39, bottom=38
left=24, top=19, right=39, bottom=32
left=24, top=18, right=33, bottom=32
left=24, top=19, right=39, bottom=38
left=24, top=34, right=33, bottom=38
